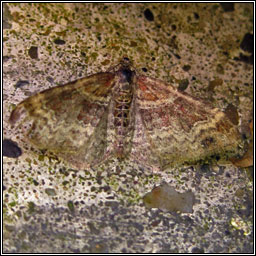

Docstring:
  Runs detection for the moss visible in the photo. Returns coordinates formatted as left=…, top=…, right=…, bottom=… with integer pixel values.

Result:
left=8, top=201, right=17, bottom=207
left=38, top=155, right=45, bottom=161
left=67, top=200, right=75, bottom=212
left=216, top=64, right=225, bottom=75
left=45, top=188, right=56, bottom=196
left=27, top=201, right=36, bottom=214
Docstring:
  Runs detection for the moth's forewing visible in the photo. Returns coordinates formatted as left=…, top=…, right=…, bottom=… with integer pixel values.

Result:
left=135, top=75, right=245, bottom=169
left=9, top=72, right=116, bottom=169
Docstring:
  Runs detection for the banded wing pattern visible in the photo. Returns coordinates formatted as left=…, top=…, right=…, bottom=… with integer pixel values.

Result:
left=10, top=72, right=116, bottom=169
left=9, top=58, right=244, bottom=170
left=131, top=75, right=244, bottom=170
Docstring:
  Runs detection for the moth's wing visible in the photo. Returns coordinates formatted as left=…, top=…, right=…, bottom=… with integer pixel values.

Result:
left=9, top=72, right=116, bottom=169
left=133, top=75, right=244, bottom=169
left=130, top=106, right=162, bottom=172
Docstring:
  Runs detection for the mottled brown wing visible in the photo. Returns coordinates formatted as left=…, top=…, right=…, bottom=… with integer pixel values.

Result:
left=132, top=75, right=244, bottom=170
left=9, top=72, right=116, bottom=169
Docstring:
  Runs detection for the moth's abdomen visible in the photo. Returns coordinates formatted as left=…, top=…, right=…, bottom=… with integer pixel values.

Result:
left=114, top=91, right=132, bottom=127
left=113, top=89, right=133, bottom=157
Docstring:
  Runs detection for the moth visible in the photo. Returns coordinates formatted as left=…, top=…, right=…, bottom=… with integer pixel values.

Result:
left=9, top=58, right=244, bottom=171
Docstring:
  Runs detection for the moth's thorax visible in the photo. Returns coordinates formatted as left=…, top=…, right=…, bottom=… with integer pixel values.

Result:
left=112, top=68, right=135, bottom=157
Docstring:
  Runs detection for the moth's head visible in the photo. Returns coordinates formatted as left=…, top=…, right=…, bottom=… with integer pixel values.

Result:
left=120, top=57, right=132, bottom=68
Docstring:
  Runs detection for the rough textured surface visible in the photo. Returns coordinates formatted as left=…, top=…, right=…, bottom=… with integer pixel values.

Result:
left=3, top=3, right=253, bottom=253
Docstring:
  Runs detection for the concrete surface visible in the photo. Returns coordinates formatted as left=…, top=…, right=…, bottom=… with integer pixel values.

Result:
left=3, top=3, right=253, bottom=253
